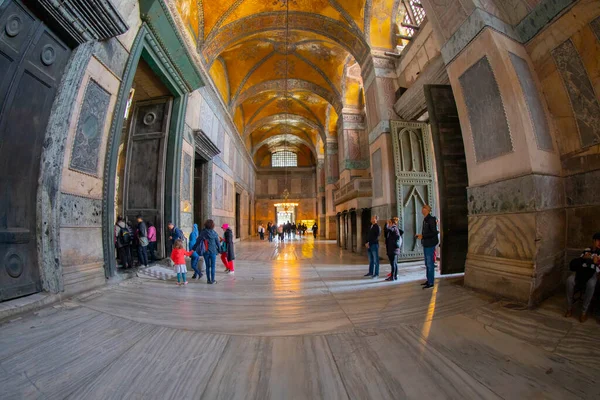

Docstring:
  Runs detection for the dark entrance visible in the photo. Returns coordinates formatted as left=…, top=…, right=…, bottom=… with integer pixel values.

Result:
left=0, top=1, right=71, bottom=301
left=194, top=157, right=206, bottom=226
left=425, top=85, right=469, bottom=274
left=350, top=210, right=357, bottom=252
left=235, top=193, right=241, bottom=239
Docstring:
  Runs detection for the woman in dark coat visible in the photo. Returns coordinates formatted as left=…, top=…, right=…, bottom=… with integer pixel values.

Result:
left=220, top=223, right=235, bottom=274
left=384, top=217, right=403, bottom=281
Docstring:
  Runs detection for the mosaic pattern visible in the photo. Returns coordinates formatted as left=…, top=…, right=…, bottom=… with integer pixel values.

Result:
left=552, top=40, right=600, bottom=148
left=459, top=56, right=513, bottom=162
left=69, top=80, right=110, bottom=175
left=509, top=52, right=553, bottom=152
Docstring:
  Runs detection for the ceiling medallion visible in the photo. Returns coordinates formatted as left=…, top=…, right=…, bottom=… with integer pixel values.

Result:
left=273, top=41, right=296, bottom=55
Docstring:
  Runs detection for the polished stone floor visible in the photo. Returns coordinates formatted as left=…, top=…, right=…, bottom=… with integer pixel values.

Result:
left=1, top=238, right=599, bottom=399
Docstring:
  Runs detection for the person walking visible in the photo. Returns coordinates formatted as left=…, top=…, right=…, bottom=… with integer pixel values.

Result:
left=220, top=223, right=235, bottom=274
left=188, top=223, right=203, bottom=280
left=258, top=223, right=265, bottom=240
left=291, top=222, right=297, bottom=239
left=565, top=232, right=600, bottom=323
left=136, top=215, right=149, bottom=268
left=115, top=216, right=133, bottom=269
left=278, top=224, right=284, bottom=241
left=384, top=217, right=403, bottom=281
left=416, top=205, right=439, bottom=289
left=267, top=222, right=273, bottom=242
left=198, top=220, right=221, bottom=284
left=364, top=215, right=381, bottom=278
left=170, top=239, right=193, bottom=286
left=147, top=222, right=157, bottom=262
left=312, top=223, right=318, bottom=238
left=168, top=221, right=184, bottom=256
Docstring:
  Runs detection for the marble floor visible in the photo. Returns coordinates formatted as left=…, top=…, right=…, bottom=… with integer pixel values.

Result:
left=1, top=238, right=599, bottom=399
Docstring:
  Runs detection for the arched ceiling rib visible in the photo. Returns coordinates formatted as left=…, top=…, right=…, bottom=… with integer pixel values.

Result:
left=173, top=0, right=402, bottom=165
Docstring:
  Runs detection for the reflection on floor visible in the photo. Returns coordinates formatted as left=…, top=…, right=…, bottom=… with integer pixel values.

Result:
left=1, top=238, right=599, bottom=399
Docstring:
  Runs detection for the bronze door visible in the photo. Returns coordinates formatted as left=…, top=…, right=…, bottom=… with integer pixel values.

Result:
left=124, top=98, right=172, bottom=259
left=391, top=121, right=436, bottom=261
left=425, top=85, right=468, bottom=274
left=0, top=1, right=71, bottom=301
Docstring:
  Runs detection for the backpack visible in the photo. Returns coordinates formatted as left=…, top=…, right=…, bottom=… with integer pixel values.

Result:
left=118, top=226, right=132, bottom=246
left=194, top=238, right=207, bottom=255
left=220, top=241, right=227, bottom=254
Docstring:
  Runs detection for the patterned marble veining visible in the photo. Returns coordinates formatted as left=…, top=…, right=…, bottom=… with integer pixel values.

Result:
left=1, top=238, right=599, bottom=399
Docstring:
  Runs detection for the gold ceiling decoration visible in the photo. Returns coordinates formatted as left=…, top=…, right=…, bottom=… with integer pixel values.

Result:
left=173, top=0, right=404, bottom=165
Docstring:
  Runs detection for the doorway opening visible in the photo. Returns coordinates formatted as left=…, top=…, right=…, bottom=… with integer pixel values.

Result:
left=194, top=157, right=207, bottom=226
left=235, top=193, right=241, bottom=239
left=114, top=58, right=173, bottom=270
left=276, top=208, right=295, bottom=227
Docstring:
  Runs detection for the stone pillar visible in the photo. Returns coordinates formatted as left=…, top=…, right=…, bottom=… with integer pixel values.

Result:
left=316, top=158, right=326, bottom=237
left=338, top=110, right=370, bottom=183
left=325, top=139, right=339, bottom=240
left=362, top=53, right=399, bottom=260
left=421, top=0, right=566, bottom=306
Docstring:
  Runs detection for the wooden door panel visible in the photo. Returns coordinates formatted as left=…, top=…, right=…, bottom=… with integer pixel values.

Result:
left=0, top=1, right=71, bottom=301
left=425, top=85, right=469, bottom=274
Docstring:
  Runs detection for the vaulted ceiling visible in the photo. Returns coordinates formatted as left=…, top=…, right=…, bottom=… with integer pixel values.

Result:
left=173, top=0, right=401, bottom=165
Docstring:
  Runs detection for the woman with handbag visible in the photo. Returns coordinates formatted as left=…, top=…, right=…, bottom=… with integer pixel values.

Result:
left=384, top=217, right=403, bottom=281
left=220, top=223, right=235, bottom=274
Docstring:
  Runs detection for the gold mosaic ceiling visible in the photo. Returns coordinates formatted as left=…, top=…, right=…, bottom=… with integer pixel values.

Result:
left=174, top=0, right=400, bottom=163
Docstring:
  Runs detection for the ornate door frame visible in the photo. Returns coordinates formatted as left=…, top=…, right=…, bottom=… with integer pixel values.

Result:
left=391, top=120, right=436, bottom=260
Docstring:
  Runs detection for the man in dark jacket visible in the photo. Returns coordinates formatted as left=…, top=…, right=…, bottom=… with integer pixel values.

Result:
left=565, top=232, right=600, bottom=323
left=136, top=215, right=149, bottom=268
left=364, top=215, right=381, bottom=278
left=168, top=221, right=184, bottom=256
left=416, top=205, right=439, bottom=289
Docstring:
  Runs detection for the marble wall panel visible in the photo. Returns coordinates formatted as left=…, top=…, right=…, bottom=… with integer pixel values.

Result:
left=268, top=179, right=277, bottom=195
left=566, top=206, right=600, bottom=250
left=468, top=174, right=564, bottom=215
left=60, top=194, right=102, bottom=227
left=69, top=80, right=110, bottom=176
left=552, top=40, right=600, bottom=147
left=372, top=149, right=382, bottom=198
left=509, top=52, right=554, bottom=151
left=182, top=153, right=191, bottom=202
left=468, top=213, right=536, bottom=261
left=60, top=228, right=104, bottom=267
left=181, top=212, right=193, bottom=231
left=93, top=39, right=128, bottom=79
left=347, top=130, right=362, bottom=160
left=458, top=56, right=513, bottom=162
left=565, top=169, right=600, bottom=207
left=214, top=174, right=224, bottom=209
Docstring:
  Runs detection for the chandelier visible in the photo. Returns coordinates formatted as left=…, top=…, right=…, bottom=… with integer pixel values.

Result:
left=280, top=0, right=292, bottom=204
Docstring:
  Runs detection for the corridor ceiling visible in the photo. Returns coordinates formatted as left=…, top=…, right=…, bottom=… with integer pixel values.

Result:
left=173, top=0, right=402, bottom=164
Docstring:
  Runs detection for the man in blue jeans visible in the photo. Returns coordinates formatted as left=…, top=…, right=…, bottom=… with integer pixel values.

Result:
left=416, top=205, right=439, bottom=289
left=364, top=215, right=381, bottom=279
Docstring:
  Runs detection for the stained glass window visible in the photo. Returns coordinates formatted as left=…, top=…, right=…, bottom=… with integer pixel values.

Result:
left=272, top=151, right=297, bottom=167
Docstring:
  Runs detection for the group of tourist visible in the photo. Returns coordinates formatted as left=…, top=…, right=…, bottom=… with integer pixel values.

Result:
left=565, top=232, right=600, bottom=323
left=363, top=204, right=439, bottom=287
left=114, top=215, right=157, bottom=269
left=114, top=216, right=235, bottom=286
left=260, top=221, right=318, bottom=242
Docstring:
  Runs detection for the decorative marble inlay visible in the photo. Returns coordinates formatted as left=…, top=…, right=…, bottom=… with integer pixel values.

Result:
left=459, top=56, right=513, bottom=162
left=182, top=153, right=192, bottom=201
left=552, top=40, right=600, bottom=148
left=509, top=52, right=553, bottom=152
left=215, top=174, right=224, bottom=210
left=372, top=149, right=382, bottom=198
left=60, top=193, right=102, bottom=227
left=69, top=80, right=110, bottom=176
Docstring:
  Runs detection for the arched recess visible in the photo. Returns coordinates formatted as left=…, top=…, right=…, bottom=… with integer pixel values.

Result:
left=252, top=135, right=317, bottom=159
left=244, top=113, right=326, bottom=142
left=202, top=13, right=371, bottom=67
left=234, top=79, right=343, bottom=114
left=102, top=22, right=201, bottom=278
